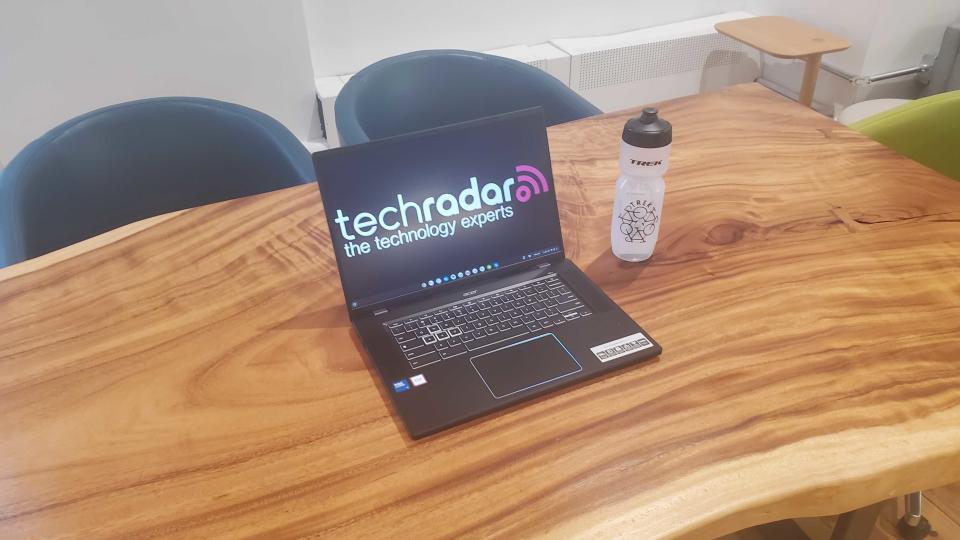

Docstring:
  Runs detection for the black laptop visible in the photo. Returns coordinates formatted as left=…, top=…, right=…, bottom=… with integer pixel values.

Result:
left=313, top=108, right=661, bottom=438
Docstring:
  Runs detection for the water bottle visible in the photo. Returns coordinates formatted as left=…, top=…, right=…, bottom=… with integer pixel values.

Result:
left=611, top=107, right=672, bottom=262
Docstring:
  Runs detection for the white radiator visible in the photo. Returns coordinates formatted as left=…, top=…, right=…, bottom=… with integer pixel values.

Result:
left=314, top=75, right=348, bottom=148
left=552, top=12, right=762, bottom=112
left=484, top=43, right=571, bottom=84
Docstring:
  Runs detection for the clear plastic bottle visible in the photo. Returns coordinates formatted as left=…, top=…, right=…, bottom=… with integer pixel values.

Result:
left=611, top=107, right=672, bottom=262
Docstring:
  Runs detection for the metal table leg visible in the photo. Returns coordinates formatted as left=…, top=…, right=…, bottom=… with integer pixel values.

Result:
left=897, top=491, right=932, bottom=540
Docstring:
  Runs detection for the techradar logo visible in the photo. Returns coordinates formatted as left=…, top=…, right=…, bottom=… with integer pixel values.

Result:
left=513, top=165, right=549, bottom=202
left=333, top=164, right=548, bottom=241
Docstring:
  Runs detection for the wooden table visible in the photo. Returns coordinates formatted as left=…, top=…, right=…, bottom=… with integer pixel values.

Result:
left=716, top=16, right=851, bottom=107
left=2, top=84, right=960, bottom=539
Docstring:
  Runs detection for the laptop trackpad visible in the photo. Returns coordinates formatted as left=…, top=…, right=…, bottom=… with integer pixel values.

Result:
left=470, top=334, right=582, bottom=399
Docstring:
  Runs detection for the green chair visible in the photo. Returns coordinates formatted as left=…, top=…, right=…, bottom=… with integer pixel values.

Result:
left=851, top=89, right=960, bottom=180
left=843, top=18, right=960, bottom=181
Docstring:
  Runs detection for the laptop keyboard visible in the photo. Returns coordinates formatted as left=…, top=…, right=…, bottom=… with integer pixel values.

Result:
left=386, top=274, right=591, bottom=369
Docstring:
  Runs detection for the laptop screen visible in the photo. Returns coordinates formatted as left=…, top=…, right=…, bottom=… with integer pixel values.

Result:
left=313, top=109, right=564, bottom=311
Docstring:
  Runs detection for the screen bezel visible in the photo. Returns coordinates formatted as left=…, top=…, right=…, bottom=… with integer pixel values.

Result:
left=312, top=108, right=566, bottom=317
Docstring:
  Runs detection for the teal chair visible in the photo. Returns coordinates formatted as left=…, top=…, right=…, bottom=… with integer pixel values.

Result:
left=0, top=97, right=314, bottom=267
left=336, top=49, right=601, bottom=145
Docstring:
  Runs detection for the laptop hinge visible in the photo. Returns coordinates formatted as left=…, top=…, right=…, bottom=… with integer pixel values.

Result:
left=373, top=308, right=389, bottom=316
left=538, top=262, right=551, bottom=268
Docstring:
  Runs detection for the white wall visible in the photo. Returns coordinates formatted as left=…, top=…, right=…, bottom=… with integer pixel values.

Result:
left=741, top=0, right=878, bottom=111
left=863, top=0, right=959, bottom=74
left=302, top=0, right=743, bottom=77
left=744, top=0, right=879, bottom=73
left=744, top=0, right=958, bottom=111
left=303, top=0, right=960, bottom=113
left=0, top=0, right=320, bottom=165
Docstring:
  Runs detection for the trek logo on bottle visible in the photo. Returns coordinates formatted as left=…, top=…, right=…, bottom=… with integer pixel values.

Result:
left=629, top=159, right=663, bottom=166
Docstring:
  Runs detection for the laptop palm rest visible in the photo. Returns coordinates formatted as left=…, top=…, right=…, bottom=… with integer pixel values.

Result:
left=470, top=334, right=582, bottom=399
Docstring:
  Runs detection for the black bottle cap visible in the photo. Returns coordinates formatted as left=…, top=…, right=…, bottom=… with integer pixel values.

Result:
left=622, top=107, right=672, bottom=148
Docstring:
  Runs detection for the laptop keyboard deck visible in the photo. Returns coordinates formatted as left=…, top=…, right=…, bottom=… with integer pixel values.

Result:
left=386, top=274, right=591, bottom=369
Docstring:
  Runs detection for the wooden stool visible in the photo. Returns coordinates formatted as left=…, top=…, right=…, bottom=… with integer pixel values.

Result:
left=716, top=16, right=851, bottom=108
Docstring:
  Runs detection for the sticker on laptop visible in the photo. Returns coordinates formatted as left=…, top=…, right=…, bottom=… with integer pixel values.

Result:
left=590, top=332, right=653, bottom=363
left=410, top=374, right=427, bottom=387
left=392, top=379, right=411, bottom=393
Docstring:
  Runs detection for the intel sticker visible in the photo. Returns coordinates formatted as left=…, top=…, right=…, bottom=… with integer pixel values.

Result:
left=392, top=379, right=411, bottom=393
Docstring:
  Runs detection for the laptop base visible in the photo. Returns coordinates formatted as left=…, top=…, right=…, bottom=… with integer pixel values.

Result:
left=353, top=258, right=661, bottom=439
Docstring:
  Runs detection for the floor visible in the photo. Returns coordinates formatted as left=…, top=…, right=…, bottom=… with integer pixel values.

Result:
left=720, top=483, right=960, bottom=540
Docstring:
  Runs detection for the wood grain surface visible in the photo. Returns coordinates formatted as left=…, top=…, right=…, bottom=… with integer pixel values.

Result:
left=2, top=83, right=960, bottom=539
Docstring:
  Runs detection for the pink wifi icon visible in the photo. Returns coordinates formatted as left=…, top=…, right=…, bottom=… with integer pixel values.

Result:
left=514, top=164, right=550, bottom=203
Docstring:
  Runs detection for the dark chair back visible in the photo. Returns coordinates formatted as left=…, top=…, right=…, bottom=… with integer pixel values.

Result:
left=0, top=97, right=314, bottom=266
left=335, top=49, right=601, bottom=145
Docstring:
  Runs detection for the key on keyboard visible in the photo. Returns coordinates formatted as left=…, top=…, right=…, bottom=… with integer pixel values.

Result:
left=385, top=274, right=591, bottom=369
